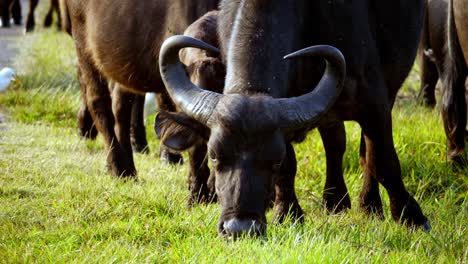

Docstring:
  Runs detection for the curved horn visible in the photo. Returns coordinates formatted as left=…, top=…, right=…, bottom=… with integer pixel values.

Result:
left=159, top=35, right=222, bottom=125
left=273, top=45, right=346, bottom=129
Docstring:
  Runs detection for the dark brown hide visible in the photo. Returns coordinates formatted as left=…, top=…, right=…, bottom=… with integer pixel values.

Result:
left=418, top=0, right=449, bottom=107
left=441, top=0, right=468, bottom=163
left=160, top=0, right=429, bottom=237
left=0, top=0, right=21, bottom=27
left=60, top=0, right=220, bottom=177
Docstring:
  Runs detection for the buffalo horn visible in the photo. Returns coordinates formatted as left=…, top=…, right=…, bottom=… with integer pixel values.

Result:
left=159, top=35, right=222, bottom=125
left=273, top=45, right=346, bottom=129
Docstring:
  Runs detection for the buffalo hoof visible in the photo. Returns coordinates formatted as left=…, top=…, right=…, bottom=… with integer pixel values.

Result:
left=78, top=126, right=98, bottom=140
left=1, top=20, right=11, bottom=28
left=106, top=149, right=137, bottom=179
left=358, top=189, right=384, bottom=219
left=107, top=163, right=137, bottom=179
left=159, top=148, right=183, bottom=165
left=423, top=221, right=431, bottom=231
left=219, top=218, right=265, bottom=239
left=450, top=154, right=467, bottom=168
left=273, top=200, right=304, bottom=224
left=421, top=95, right=436, bottom=109
left=131, top=138, right=149, bottom=154
left=77, top=108, right=98, bottom=140
left=25, top=24, right=34, bottom=33
left=391, top=194, right=428, bottom=228
left=323, top=190, right=351, bottom=214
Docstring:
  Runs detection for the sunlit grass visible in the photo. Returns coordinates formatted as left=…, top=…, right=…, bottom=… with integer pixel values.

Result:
left=0, top=23, right=466, bottom=263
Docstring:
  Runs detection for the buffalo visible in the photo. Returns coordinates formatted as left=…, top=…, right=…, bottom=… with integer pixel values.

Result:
left=418, top=0, right=449, bottom=108
left=419, top=0, right=467, bottom=163
left=442, top=0, right=467, bottom=163
left=160, top=0, right=429, bottom=237
left=155, top=10, right=225, bottom=205
left=59, top=0, right=220, bottom=177
left=0, top=0, right=21, bottom=27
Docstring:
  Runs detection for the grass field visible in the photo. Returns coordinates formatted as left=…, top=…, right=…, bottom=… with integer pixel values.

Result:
left=0, top=26, right=467, bottom=263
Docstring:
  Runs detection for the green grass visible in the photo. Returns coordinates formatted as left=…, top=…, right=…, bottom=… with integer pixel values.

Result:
left=0, top=28, right=467, bottom=263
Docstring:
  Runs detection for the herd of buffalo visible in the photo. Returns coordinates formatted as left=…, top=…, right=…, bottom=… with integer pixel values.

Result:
left=1, top=0, right=467, bottom=238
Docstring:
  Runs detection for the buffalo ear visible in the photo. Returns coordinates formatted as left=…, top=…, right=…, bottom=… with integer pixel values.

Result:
left=154, top=111, right=208, bottom=151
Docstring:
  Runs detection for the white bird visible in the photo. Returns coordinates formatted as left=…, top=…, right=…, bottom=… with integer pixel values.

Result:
left=144, top=92, right=158, bottom=121
left=0, top=67, right=16, bottom=92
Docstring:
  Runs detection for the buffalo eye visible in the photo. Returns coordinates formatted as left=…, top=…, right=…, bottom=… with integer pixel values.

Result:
left=211, top=157, right=218, bottom=165
left=209, top=152, right=218, bottom=165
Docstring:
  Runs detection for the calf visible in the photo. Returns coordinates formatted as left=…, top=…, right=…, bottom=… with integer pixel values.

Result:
left=155, top=11, right=225, bottom=204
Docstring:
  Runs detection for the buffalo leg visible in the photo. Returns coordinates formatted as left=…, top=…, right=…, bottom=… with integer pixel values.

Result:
left=187, top=142, right=215, bottom=206
left=156, top=92, right=184, bottom=164
left=112, top=85, right=136, bottom=174
left=318, top=122, right=351, bottom=213
left=1, top=1, right=11, bottom=27
left=273, top=143, right=304, bottom=223
left=12, top=0, right=21, bottom=25
left=25, top=0, right=38, bottom=32
left=43, top=0, right=60, bottom=29
left=75, top=46, right=135, bottom=177
left=360, top=108, right=427, bottom=227
left=442, top=74, right=467, bottom=164
left=419, top=51, right=439, bottom=108
left=76, top=67, right=98, bottom=140
left=53, top=0, right=60, bottom=30
left=43, top=2, right=54, bottom=27
left=358, top=132, right=383, bottom=217
left=130, top=94, right=149, bottom=153
left=442, top=0, right=468, bottom=165
left=441, top=63, right=467, bottom=164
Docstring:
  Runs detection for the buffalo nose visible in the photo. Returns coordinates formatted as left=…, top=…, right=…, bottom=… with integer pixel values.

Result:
left=222, top=218, right=264, bottom=238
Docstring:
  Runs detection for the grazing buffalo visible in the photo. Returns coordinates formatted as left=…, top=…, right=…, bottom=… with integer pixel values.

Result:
left=155, top=10, right=225, bottom=205
left=160, top=0, right=429, bottom=237
left=418, top=0, right=449, bottom=107
left=26, top=0, right=61, bottom=32
left=442, top=0, right=467, bottom=163
left=0, top=0, right=21, bottom=27
left=60, top=0, right=220, bottom=177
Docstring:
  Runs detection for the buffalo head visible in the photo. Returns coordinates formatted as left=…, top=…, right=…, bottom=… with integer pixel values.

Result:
left=159, top=36, right=346, bottom=238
